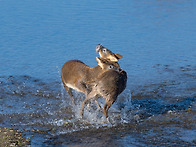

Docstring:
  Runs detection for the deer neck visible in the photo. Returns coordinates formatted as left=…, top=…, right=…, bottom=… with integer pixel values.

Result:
left=86, top=65, right=103, bottom=82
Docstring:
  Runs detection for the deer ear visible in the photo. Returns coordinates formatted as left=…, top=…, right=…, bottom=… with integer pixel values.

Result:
left=96, top=57, right=104, bottom=69
left=108, top=55, right=118, bottom=62
left=114, top=54, right=123, bottom=59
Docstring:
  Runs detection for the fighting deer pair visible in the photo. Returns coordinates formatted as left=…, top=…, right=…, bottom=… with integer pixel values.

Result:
left=61, top=44, right=127, bottom=118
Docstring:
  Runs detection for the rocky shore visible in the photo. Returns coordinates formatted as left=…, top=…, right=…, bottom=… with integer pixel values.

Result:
left=0, top=127, right=30, bottom=146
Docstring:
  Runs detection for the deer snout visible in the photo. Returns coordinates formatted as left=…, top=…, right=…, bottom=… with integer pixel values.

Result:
left=118, top=68, right=125, bottom=73
left=96, top=44, right=103, bottom=52
left=119, top=68, right=122, bottom=72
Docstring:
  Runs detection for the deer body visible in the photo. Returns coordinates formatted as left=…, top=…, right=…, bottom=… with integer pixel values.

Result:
left=61, top=44, right=126, bottom=118
left=61, top=58, right=120, bottom=104
left=80, top=69, right=127, bottom=118
left=61, top=60, right=101, bottom=93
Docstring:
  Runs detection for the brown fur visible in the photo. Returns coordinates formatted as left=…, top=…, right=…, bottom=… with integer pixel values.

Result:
left=96, top=44, right=123, bottom=62
left=80, top=70, right=127, bottom=118
left=61, top=57, right=120, bottom=104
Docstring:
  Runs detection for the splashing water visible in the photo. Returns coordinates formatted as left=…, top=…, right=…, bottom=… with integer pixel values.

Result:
left=56, top=86, right=134, bottom=135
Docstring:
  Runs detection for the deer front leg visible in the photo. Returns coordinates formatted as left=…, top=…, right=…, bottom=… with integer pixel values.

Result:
left=94, top=95, right=102, bottom=110
left=103, top=100, right=115, bottom=118
left=80, top=90, right=97, bottom=118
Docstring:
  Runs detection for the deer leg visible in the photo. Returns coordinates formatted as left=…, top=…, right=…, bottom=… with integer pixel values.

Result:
left=103, top=100, right=115, bottom=118
left=63, top=85, right=76, bottom=105
left=95, top=96, right=101, bottom=110
left=80, top=91, right=97, bottom=118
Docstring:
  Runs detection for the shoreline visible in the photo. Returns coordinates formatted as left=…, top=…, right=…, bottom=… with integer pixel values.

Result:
left=0, top=126, right=30, bottom=146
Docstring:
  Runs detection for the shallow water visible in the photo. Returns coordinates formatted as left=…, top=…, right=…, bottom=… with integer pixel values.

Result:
left=0, top=0, right=196, bottom=146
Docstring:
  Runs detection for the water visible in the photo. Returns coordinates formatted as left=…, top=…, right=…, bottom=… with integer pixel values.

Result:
left=0, top=0, right=196, bottom=146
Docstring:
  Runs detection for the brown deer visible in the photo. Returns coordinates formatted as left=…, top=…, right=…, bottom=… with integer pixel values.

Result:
left=96, top=44, right=123, bottom=62
left=80, top=69, right=127, bottom=118
left=61, top=57, right=121, bottom=104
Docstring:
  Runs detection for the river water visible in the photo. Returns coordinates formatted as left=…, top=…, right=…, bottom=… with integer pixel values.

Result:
left=0, top=0, right=196, bottom=146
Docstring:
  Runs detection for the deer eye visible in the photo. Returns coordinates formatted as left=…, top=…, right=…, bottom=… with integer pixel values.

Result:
left=103, top=48, right=107, bottom=52
left=109, top=65, right=113, bottom=69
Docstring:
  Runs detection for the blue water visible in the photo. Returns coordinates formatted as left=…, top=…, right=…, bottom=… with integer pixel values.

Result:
left=1, top=0, right=196, bottom=81
left=0, top=0, right=196, bottom=146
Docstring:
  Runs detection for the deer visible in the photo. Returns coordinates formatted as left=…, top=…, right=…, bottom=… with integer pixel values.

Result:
left=96, top=44, right=123, bottom=62
left=80, top=68, right=127, bottom=118
left=61, top=45, right=123, bottom=104
left=61, top=57, right=121, bottom=105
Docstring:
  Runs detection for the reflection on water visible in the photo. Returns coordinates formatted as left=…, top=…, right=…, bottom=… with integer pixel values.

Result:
left=0, top=0, right=196, bottom=146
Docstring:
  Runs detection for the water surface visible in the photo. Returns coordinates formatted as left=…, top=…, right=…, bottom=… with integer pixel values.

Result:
left=0, top=0, right=196, bottom=146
